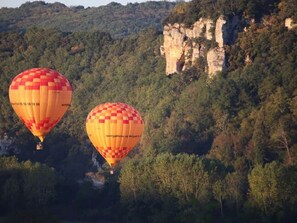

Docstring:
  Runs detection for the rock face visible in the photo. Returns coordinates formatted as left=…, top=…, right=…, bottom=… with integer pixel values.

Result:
left=285, top=18, right=297, bottom=30
left=207, top=47, right=226, bottom=79
left=161, top=15, right=240, bottom=77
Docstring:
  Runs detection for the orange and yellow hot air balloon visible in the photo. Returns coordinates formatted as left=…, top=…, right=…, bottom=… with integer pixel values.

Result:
left=86, top=102, right=144, bottom=169
left=9, top=68, right=72, bottom=147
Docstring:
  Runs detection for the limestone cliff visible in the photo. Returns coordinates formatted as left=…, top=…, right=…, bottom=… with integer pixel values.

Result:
left=285, top=18, right=297, bottom=30
left=161, top=16, right=240, bottom=77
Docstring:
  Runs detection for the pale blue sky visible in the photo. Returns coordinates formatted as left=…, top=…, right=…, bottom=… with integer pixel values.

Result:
left=0, top=0, right=176, bottom=8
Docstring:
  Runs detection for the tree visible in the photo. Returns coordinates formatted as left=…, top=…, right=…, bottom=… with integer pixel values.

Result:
left=23, top=162, right=57, bottom=206
left=120, top=156, right=158, bottom=206
left=248, top=162, right=288, bottom=216
left=1, top=175, right=23, bottom=210
left=212, top=179, right=227, bottom=217
left=120, top=159, right=147, bottom=203
left=250, top=108, right=269, bottom=165
left=271, top=115, right=297, bottom=165
left=272, top=121, right=292, bottom=164
left=208, top=133, right=234, bottom=166
left=225, top=171, right=247, bottom=212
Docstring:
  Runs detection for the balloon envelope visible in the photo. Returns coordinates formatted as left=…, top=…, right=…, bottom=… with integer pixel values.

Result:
left=86, top=102, right=144, bottom=167
left=9, top=68, right=72, bottom=142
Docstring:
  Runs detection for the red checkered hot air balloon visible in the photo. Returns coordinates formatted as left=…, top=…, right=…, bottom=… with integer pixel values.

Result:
left=9, top=68, right=72, bottom=148
left=86, top=102, right=144, bottom=171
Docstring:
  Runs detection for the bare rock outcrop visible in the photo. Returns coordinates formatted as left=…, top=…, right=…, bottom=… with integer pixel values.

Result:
left=285, top=18, right=297, bottom=30
left=161, top=15, right=241, bottom=77
left=207, top=47, right=226, bottom=79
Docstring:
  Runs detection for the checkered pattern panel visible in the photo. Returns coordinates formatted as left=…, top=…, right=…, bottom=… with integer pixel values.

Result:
left=9, top=68, right=72, bottom=91
left=21, top=116, right=60, bottom=131
left=21, top=117, right=60, bottom=131
left=98, top=146, right=130, bottom=159
left=86, top=102, right=144, bottom=125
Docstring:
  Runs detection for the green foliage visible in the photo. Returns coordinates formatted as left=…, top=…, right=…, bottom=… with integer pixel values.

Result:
left=248, top=162, right=297, bottom=218
left=119, top=153, right=224, bottom=222
left=2, top=174, right=23, bottom=209
left=173, top=73, right=214, bottom=150
left=250, top=108, right=269, bottom=165
left=0, top=209, right=60, bottom=223
left=0, top=1, right=176, bottom=38
left=23, top=162, right=57, bottom=206
left=279, top=0, right=297, bottom=20
left=0, top=1, right=297, bottom=222
left=0, top=157, right=58, bottom=213
left=164, top=0, right=280, bottom=26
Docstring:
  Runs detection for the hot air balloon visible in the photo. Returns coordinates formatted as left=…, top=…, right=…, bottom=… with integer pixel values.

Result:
left=86, top=102, right=144, bottom=172
left=9, top=68, right=72, bottom=149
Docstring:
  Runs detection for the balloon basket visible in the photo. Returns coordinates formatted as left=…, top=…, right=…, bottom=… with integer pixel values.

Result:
left=36, top=142, right=43, bottom=150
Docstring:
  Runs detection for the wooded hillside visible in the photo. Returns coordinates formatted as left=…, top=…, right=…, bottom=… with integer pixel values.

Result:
left=0, top=0, right=297, bottom=222
left=0, top=1, right=175, bottom=38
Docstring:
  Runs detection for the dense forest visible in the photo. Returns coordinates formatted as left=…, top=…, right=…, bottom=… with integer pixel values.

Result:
left=0, top=1, right=175, bottom=38
left=0, top=0, right=297, bottom=222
